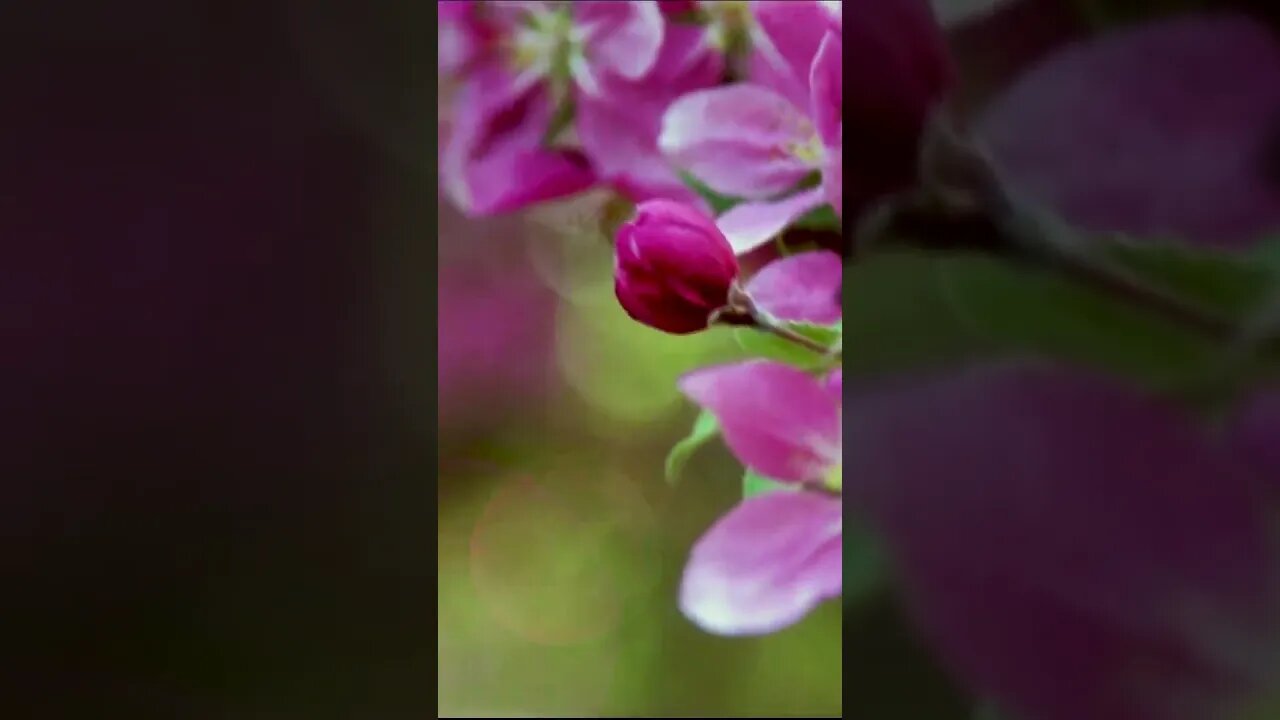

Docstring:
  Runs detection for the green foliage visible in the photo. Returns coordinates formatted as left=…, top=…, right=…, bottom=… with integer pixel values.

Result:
left=841, top=250, right=1226, bottom=395
left=679, top=171, right=742, bottom=215
left=742, top=469, right=791, bottom=498
left=1096, top=234, right=1276, bottom=322
left=792, top=204, right=841, bottom=232
left=844, top=517, right=888, bottom=609
left=665, top=410, right=721, bottom=484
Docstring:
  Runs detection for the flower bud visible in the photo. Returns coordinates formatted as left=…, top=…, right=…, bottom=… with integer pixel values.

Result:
left=614, top=200, right=740, bottom=334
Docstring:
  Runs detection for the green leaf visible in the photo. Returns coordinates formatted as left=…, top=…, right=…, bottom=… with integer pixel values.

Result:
left=842, top=251, right=1224, bottom=395
left=791, top=204, right=841, bottom=232
left=664, top=410, right=720, bottom=484
left=742, top=469, right=792, bottom=498
left=733, top=321, right=841, bottom=368
left=1249, top=236, right=1280, bottom=272
left=844, top=518, right=888, bottom=608
left=1095, top=235, right=1276, bottom=322
left=678, top=171, right=742, bottom=215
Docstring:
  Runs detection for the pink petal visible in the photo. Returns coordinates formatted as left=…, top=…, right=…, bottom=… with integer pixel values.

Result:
left=486, top=1, right=551, bottom=26
left=747, top=1, right=832, bottom=111
left=979, top=15, right=1280, bottom=250
left=441, top=63, right=597, bottom=216
left=465, top=147, right=597, bottom=216
left=577, top=22, right=721, bottom=207
left=715, top=186, right=827, bottom=254
left=1229, top=388, right=1280, bottom=490
left=680, top=491, right=842, bottom=635
left=438, top=1, right=479, bottom=75
left=576, top=1, right=665, bottom=83
left=843, top=361, right=1280, bottom=720
left=809, top=31, right=842, bottom=149
left=679, top=360, right=840, bottom=482
left=659, top=84, right=816, bottom=200
left=821, top=137, right=842, bottom=217
left=745, top=250, right=843, bottom=324
left=825, top=369, right=841, bottom=399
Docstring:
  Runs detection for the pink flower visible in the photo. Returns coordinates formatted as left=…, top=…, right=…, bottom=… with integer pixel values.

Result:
left=677, top=361, right=843, bottom=635
left=614, top=200, right=739, bottom=334
left=979, top=14, right=1280, bottom=249
left=660, top=12, right=843, bottom=253
left=844, top=361, right=1280, bottom=720
left=439, top=1, right=668, bottom=216
left=576, top=9, right=724, bottom=207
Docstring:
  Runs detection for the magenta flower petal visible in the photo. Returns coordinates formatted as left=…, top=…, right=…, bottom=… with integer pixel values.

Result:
left=659, top=84, right=817, bottom=200
left=745, top=250, right=843, bottom=324
left=577, top=21, right=721, bottom=206
left=441, top=63, right=597, bottom=216
left=748, top=0, right=833, bottom=112
left=680, top=491, right=842, bottom=635
left=809, top=31, right=842, bottom=149
left=679, top=360, right=840, bottom=482
left=843, top=361, right=1280, bottom=720
left=825, top=369, right=841, bottom=399
left=438, top=1, right=480, bottom=75
left=979, top=15, right=1280, bottom=249
left=821, top=137, right=842, bottom=217
left=576, top=1, right=666, bottom=83
left=466, top=146, right=598, bottom=216
left=1229, top=388, right=1280, bottom=491
left=715, top=186, right=827, bottom=254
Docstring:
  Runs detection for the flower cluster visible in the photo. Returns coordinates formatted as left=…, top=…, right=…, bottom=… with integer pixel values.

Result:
left=441, top=3, right=1280, bottom=719
left=439, top=0, right=949, bottom=636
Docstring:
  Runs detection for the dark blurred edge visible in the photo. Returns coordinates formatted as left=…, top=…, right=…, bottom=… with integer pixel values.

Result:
left=0, top=2, right=436, bottom=718
left=844, top=0, right=1280, bottom=717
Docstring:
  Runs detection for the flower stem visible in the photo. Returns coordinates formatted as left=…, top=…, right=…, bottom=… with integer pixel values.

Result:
left=721, top=283, right=841, bottom=358
left=752, top=307, right=838, bottom=356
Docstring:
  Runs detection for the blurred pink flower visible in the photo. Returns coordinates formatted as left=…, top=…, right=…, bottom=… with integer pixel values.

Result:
left=576, top=12, right=724, bottom=207
left=439, top=1, right=669, bottom=216
left=979, top=14, right=1280, bottom=249
left=437, top=212, right=558, bottom=427
left=677, top=360, right=843, bottom=635
left=843, top=361, right=1280, bottom=720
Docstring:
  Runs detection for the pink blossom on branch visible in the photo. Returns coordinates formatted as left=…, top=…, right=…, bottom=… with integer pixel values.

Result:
left=677, top=361, right=843, bottom=635
left=576, top=11, right=724, bottom=207
left=438, top=1, right=669, bottom=216
left=659, top=27, right=843, bottom=253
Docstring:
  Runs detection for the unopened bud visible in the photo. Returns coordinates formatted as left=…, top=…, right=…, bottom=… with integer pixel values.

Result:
left=614, top=200, right=741, bottom=334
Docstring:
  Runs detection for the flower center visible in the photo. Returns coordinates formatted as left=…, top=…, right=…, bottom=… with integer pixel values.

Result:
left=786, top=135, right=827, bottom=166
left=507, top=4, right=581, bottom=92
left=703, top=0, right=753, bottom=52
left=823, top=463, right=842, bottom=492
